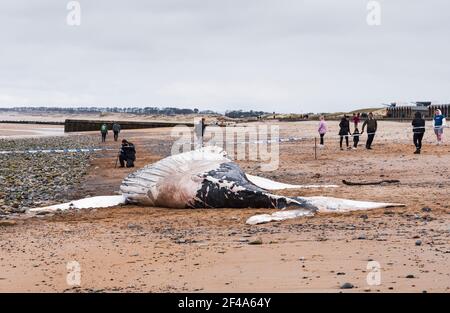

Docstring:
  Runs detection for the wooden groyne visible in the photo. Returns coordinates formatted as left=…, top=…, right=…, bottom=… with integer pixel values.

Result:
left=64, top=119, right=194, bottom=132
left=0, top=120, right=64, bottom=125
left=386, top=104, right=450, bottom=119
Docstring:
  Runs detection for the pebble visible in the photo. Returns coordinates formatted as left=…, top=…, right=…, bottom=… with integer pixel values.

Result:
left=415, top=240, right=422, bottom=246
left=248, top=237, right=263, bottom=245
left=406, top=274, right=415, bottom=278
left=0, top=220, right=17, bottom=226
left=421, top=207, right=432, bottom=212
left=127, top=223, right=142, bottom=230
left=340, top=282, right=354, bottom=289
left=0, top=136, right=98, bottom=216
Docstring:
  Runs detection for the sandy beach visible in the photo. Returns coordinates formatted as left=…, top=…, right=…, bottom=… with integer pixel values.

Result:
left=0, top=120, right=449, bottom=292
left=2, top=0, right=450, bottom=302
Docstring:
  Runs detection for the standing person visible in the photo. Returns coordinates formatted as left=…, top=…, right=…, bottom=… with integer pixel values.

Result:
left=201, top=117, right=206, bottom=138
left=362, top=112, right=378, bottom=149
left=338, top=115, right=351, bottom=150
left=351, top=113, right=360, bottom=128
left=100, top=123, right=108, bottom=143
left=412, top=111, right=425, bottom=154
left=432, top=109, right=447, bottom=145
left=352, top=127, right=360, bottom=149
left=119, top=139, right=136, bottom=168
left=317, top=115, right=327, bottom=148
left=195, top=117, right=207, bottom=148
left=112, top=122, right=121, bottom=142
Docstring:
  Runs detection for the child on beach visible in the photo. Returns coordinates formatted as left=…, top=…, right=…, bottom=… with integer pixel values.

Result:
left=352, top=113, right=361, bottom=128
left=352, top=127, right=360, bottom=149
left=318, top=115, right=327, bottom=147
left=432, top=109, right=447, bottom=145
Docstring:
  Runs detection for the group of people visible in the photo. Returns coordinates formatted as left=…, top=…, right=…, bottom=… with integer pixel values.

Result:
left=99, top=122, right=136, bottom=168
left=100, top=122, right=122, bottom=142
left=319, top=112, right=378, bottom=150
left=318, top=109, right=447, bottom=154
left=95, top=110, right=447, bottom=170
left=412, top=109, right=447, bottom=154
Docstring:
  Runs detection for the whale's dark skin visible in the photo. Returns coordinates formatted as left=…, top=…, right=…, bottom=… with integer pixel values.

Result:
left=190, top=162, right=317, bottom=211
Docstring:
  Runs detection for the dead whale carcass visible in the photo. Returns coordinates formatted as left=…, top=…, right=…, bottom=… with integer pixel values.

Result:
left=119, top=146, right=324, bottom=211
left=30, top=146, right=404, bottom=224
left=119, top=146, right=403, bottom=221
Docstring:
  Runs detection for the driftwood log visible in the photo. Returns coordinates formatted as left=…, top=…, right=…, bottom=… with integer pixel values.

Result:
left=342, top=179, right=400, bottom=186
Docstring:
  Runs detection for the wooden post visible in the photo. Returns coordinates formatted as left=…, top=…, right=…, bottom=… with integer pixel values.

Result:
left=314, top=137, right=317, bottom=160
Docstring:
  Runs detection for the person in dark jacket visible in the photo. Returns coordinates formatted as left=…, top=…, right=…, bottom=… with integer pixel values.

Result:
left=112, top=122, right=121, bottom=142
left=195, top=117, right=207, bottom=148
left=339, top=115, right=351, bottom=150
left=412, top=111, right=425, bottom=154
left=201, top=117, right=206, bottom=137
left=352, top=127, right=360, bottom=149
left=119, top=139, right=136, bottom=168
left=361, top=112, right=378, bottom=149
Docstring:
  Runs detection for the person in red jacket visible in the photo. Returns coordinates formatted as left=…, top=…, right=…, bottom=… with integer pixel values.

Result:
left=352, top=113, right=361, bottom=128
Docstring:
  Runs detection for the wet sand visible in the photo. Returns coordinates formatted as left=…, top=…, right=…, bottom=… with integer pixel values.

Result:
left=0, top=123, right=64, bottom=139
left=0, top=121, right=449, bottom=292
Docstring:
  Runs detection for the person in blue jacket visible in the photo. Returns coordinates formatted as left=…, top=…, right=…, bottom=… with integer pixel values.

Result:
left=432, top=109, right=447, bottom=145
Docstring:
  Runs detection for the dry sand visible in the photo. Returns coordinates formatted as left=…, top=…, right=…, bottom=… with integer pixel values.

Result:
left=0, top=120, right=449, bottom=292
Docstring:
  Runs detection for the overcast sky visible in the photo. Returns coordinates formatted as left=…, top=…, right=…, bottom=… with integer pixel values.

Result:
left=0, top=0, right=449, bottom=113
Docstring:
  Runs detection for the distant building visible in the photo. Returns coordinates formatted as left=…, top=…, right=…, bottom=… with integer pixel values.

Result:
left=386, top=102, right=450, bottom=119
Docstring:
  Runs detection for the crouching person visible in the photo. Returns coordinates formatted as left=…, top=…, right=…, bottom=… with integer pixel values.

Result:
left=119, top=139, right=136, bottom=168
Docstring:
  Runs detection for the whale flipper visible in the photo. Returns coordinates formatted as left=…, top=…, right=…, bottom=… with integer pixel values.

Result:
left=246, top=196, right=405, bottom=224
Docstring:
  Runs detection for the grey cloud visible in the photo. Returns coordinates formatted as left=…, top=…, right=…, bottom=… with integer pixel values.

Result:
left=0, top=0, right=449, bottom=112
